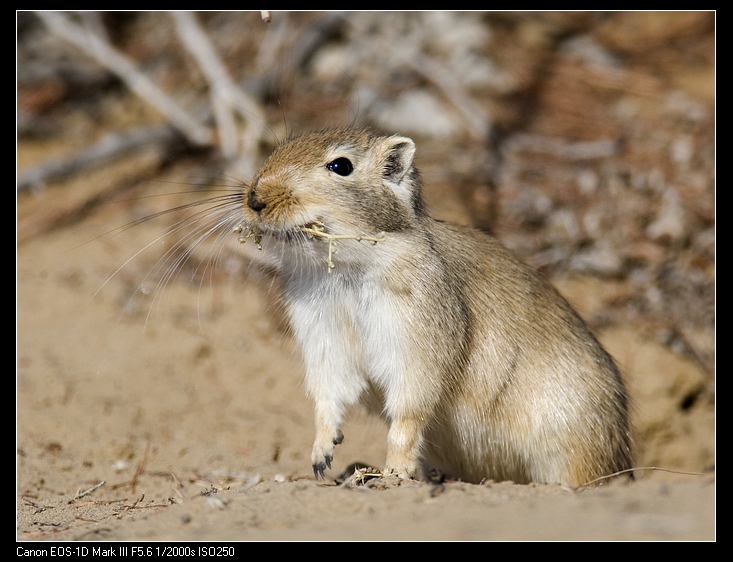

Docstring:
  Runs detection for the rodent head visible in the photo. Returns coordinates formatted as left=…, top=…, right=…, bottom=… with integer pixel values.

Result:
left=242, top=128, right=425, bottom=238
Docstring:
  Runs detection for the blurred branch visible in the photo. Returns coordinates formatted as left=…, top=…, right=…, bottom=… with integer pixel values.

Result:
left=399, top=50, right=491, bottom=141
left=344, top=13, right=491, bottom=141
left=35, top=11, right=213, bottom=147
left=503, top=134, right=619, bottom=161
left=170, top=11, right=268, bottom=163
left=17, top=126, right=176, bottom=193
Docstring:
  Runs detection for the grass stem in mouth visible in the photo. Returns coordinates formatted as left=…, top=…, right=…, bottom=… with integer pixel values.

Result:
left=298, top=223, right=386, bottom=272
left=233, top=224, right=263, bottom=249
left=232, top=222, right=386, bottom=271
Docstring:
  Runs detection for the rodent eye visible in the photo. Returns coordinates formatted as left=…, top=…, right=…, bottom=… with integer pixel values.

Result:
left=326, top=157, right=354, bottom=176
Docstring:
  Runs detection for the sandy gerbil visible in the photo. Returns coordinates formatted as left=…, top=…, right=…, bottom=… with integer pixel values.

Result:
left=236, top=127, right=632, bottom=486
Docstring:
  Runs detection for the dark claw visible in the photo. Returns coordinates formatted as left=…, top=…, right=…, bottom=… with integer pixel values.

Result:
left=312, top=455, right=333, bottom=479
left=333, top=430, right=344, bottom=445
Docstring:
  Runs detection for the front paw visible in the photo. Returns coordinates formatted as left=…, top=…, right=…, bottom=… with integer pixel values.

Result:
left=311, top=430, right=344, bottom=479
left=312, top=455, right=333, bottom=479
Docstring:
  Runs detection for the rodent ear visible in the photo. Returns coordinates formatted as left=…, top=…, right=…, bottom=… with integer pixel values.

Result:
left=380, top=136, right=416, bottom=184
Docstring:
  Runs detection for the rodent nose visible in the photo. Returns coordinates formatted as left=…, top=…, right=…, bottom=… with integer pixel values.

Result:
left=247, top=189, right=266, bottom=212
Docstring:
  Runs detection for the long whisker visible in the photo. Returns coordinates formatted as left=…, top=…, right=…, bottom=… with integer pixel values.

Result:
left=92, top=191, right=245, bottom=307
left=112, top=193, right=244, bottom=235
left=139, top=199, right=245, bottom=327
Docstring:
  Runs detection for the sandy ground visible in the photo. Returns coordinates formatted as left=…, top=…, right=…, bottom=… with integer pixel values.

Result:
left=17, top=11, right=714, bottom=542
